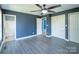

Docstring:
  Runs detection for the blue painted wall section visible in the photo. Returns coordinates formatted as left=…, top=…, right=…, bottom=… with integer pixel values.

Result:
left=2, top=10, right=37, bottom=38
left=65, top=13, right=68, bottom=39
left=46, top=15, right=51, bottom=35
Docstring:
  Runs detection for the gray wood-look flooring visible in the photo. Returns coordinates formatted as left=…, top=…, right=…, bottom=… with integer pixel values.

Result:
left=0, top=35, right=79, bottom=54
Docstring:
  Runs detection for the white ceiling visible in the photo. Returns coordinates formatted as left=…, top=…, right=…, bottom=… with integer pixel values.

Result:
left=1, top=4, right=79, bottom=16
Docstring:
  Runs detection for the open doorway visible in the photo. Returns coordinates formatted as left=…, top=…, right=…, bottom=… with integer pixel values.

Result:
left=36, top=17, right=47, bottom=36
left=3, top=14, right=16, bottom=42
left=42, top=17, right=47, bottom=36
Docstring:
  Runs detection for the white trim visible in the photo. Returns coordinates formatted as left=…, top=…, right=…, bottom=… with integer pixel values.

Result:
left=64, top=39, right=69, bottom=41
left=58, top=38, right=69, bottom=42
left=46, top=34, right=69, bottom=42
left=16, top=34, right=37, bottom=40
left=36, top=18, right=42, bottom=35
left=3, top=14, right=16, bottom=42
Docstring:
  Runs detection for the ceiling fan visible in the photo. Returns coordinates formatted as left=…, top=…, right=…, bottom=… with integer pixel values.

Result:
left=30, top=4, right=61, bottom=15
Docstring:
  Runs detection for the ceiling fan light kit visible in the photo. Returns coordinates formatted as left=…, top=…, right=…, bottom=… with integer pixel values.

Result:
left=42, top=10, right=48, bottom=14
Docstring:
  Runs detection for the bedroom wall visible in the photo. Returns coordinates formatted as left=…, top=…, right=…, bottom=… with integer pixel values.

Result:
left=51, top=7, right=79, bottom=39
left=2, top=9, right=37, bottom=39
left=46, top=15, right=51, bottom=35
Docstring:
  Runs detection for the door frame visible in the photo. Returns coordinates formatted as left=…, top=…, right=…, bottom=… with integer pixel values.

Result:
left=36, top=18, right=42, bottom=35
left=3, top=14, right=16, bottom=41
left=68, top=12, right=79, bottom=42
left=42, top=17, right=47, bottom=35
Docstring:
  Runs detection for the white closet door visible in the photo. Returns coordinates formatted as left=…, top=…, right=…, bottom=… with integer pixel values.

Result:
left=0, top=10, right=2, bottom=41
left=51, top=14, right=65, bottom=39
left=69, top=12, right=79, bottom=43
left=36, top=18, right=42, bottom=35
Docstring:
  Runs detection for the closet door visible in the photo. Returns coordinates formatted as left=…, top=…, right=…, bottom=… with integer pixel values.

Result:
left=68, top=12, right=79, bottom=43
left=51, top=14, right=65, bottom=39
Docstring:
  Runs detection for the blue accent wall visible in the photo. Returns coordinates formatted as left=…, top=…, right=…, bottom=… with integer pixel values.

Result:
left=2, top=10, right=37, bottom=38
left=65, top=13, right=68, bottom=39
left=47, top=15, right=51, bottom=35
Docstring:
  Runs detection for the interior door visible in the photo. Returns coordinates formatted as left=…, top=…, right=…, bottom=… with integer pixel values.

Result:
left=3, top=14, right=16, bottom=42
left=51, top=14, right=65, bottom=39
left=37, top=18, right=42, bottom=35
left=68, top=12, right=79, bottom=43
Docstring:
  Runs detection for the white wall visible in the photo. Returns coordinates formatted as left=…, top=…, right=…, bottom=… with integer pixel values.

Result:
left=68, top=12, right=79, bottom=43
left=36, top=18, right=42, bottom=35
left=51, top=14, right=65, bottom=39
left=0, top=10, right=2, bottom=41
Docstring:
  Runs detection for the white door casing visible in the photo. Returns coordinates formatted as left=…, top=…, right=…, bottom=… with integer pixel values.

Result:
left=3, top=14, right=16, bottom=42
left=68, top=12, right=79, bottom=43
left=51, top=14, right=65, bottom=39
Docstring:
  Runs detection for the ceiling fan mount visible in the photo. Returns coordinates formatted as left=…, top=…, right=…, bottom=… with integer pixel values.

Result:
left=30, top=4, right=61, bottom=15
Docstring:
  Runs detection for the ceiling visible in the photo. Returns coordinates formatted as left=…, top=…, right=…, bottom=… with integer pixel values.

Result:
left=1, top=4, right=79, bottom=16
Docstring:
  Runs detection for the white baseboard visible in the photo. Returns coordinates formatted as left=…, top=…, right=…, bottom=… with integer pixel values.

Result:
left=15, top=34, right=37, bottom=40
left=36, top=34, right=42, bottom=36
left=70, top=40, right=79, bottom=44
left=64, top=39, right=69, bottom=42
left=47, top=35, right=69, bottom=42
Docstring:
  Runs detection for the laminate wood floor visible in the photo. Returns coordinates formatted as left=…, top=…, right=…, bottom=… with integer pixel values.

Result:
left=0, top=35, right=79, bottom=54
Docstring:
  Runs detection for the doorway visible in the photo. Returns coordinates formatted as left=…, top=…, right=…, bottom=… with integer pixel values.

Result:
left=3, top=14, right=16, bottom=42
left=42, top=17, right=47, bottom=36
left=36, top=18, right=42, bottom=35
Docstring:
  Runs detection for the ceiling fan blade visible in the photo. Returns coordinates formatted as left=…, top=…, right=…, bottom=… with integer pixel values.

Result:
left=48, top=10, right=56, bottom=13
left=30, top=10, right=41, bottom=12
left=35, top=4, right=42, bottom=9
left=47, top=5, right=61, bottom=9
